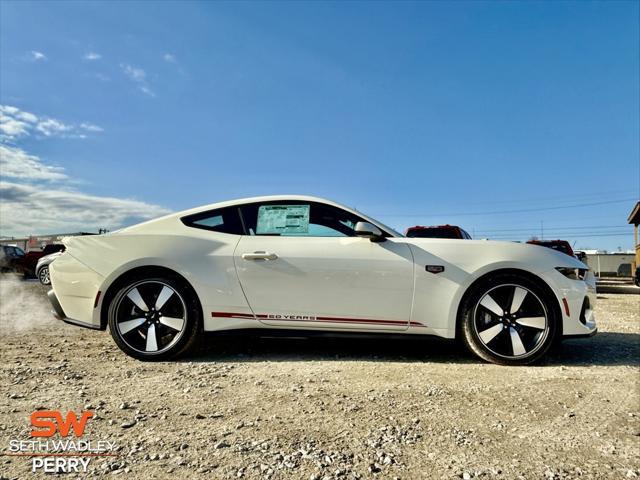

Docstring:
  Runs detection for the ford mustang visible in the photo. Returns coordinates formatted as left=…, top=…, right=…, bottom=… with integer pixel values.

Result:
left=48, top=195, right=597, bottom=365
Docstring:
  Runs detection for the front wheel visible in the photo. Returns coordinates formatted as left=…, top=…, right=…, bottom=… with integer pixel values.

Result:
left=108, top=276, right=200, bottom=361
left=459, top=273, right=560, bottom=365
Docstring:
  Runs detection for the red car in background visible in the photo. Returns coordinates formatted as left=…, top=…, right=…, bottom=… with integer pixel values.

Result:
left=405, top=224, right=472, bottom=239
left=13, top=244, right=65, bottom=278
left=526, top=239, right=575, bottom=258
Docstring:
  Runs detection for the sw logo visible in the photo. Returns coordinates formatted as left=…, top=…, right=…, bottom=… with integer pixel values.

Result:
left=30, top=410, right=94, bottom=438
left=7, top=409, right=116, bottom=474
left=29, top=410, right=94, bottom=473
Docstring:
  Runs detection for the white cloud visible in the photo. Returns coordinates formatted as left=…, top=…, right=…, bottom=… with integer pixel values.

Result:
left=36, top=118, right=73, bottom=137
left=139, top=86, right=155, bottom=97
left=0, top=105, right=37, bottom=137
left=0, top=106, right=168, bottom=236
left=30, top=51, right=46, bottom=61
left=3, top=106, right=38, bottom=123
left=0, top=105, right=103, bottom=140
left=0, top=145, right=68, bottom=182
left=83, top=52, right=101, bottom=61
left=120, top=63, right=155, bottom=97
left=121, top=63, right=146, bottom=82
left=0, top=117, right=30, bottom=137
left=163, top=53, right=176, bottom=63
left=0, top=181, right=169, bottom=236
left=0, top=143, right=168, bottom=236
left=80, top=122, right=104, bottom=132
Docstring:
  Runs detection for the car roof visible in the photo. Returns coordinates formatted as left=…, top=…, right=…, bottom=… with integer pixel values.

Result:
left=121, top=195, right=403, bottom=237
left=180, top=195, right=346, bottom=214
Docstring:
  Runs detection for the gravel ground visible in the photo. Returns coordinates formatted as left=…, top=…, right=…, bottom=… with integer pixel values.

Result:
left=0, top=275, right=638, bottom=479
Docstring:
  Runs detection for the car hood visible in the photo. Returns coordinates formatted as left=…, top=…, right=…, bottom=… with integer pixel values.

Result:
left=401, top=238, right=587, bottom=272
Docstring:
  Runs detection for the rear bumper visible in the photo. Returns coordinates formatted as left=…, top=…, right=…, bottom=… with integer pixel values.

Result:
left=47, top=289, right=101, bottom=330
left=49, top=253, right=104, bottom=329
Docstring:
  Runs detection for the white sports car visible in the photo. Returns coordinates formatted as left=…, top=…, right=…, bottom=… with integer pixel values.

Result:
left=48, top=195, right=597, bottom=365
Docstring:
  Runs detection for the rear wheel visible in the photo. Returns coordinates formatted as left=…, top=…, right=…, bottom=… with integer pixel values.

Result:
left=108, top=276, right=200, bottom=360
left=460, top=273, right=559, bottom=365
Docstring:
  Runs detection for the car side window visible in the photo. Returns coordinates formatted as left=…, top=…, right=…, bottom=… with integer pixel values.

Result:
left=239, top=201, right=366, bottom=237
left=181, top=206, right=244, bottom=235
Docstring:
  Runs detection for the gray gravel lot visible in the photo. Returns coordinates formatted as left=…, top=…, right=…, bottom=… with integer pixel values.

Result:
left=0, top=276, right=638, bottom=479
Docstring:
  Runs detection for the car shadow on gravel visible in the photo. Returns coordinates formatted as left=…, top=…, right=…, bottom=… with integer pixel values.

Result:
left=191, top=333, right=477, bottom=364
left=548, top=332, right=640, bottom=367
left=188, top=331, right=640, bottom=367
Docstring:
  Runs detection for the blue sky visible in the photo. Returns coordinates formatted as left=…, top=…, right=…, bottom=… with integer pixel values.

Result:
left=0, top=0, right=638, bottom=250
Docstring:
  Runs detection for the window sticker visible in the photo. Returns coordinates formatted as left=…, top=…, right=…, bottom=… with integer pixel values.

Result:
left=256, top=204, right=310, bottom=235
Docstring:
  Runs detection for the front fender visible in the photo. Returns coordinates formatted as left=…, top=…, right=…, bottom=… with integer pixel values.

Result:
left=409, top=256, right=557, bottom=337
left=404, top=238, right=576, bottom=338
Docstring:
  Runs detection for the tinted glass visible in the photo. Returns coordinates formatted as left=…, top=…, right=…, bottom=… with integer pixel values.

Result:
left=43, top=244, right=64, bottom=255
left=407, top=228, right=460, bottom=239
left=181, top=206, right=244, bottom=235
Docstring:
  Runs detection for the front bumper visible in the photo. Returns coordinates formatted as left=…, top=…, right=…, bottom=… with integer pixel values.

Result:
left=549, top=269, right=597, bottom=337
left=47, top=290, right=101, bottom=330
left=564, top=328, right=598, bottom=339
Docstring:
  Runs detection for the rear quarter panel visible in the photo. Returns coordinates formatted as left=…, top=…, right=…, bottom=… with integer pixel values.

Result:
left=61, top=220, right=251, bottom=328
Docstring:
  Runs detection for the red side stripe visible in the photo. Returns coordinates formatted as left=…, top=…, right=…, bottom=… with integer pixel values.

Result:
left=211, top=312, right=254, bottom=319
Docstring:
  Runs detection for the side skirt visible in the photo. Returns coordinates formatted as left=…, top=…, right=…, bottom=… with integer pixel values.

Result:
left=207, top=328, right=455, bottom=343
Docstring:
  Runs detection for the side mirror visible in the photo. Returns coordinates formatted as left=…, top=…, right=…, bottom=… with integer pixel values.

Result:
left=354, top=222, right=385, bottom=242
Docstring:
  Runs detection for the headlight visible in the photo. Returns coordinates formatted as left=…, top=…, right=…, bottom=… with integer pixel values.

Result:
left=555, top=266, right=588, bottom=281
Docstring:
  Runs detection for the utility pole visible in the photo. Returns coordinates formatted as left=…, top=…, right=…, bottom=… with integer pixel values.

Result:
left=540, top=220, right=544, bottom=240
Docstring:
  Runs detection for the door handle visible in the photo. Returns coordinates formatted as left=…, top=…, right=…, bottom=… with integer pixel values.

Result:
left=242, top=251, right=278, bottom=261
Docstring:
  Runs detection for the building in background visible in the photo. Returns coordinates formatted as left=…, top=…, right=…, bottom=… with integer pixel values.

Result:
left=628, top=201, right=640, bottom=273
left=583, top=252, right=635, bottom=277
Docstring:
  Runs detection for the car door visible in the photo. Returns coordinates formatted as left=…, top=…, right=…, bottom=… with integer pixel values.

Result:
left=233, top=200, right=415, bottom=331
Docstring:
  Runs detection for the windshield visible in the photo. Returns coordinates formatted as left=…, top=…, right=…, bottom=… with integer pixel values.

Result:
left=333, top=203, right=403, bottom=237
left=366, top=217, right=403, bottom=237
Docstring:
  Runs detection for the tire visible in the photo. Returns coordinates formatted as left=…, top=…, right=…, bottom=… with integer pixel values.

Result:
left=459, top=273, right=560, bottom=366
left=38, top=266, right=51, bottom=285
left=107, top=275, right=201, bottom=361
